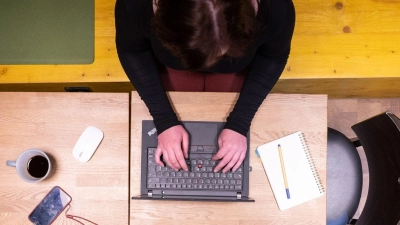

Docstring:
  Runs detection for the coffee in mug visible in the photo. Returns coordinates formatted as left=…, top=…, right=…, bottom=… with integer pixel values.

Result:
left=27, top=155, right=50, bottom=178
left=6, top=149, right=51, bottom=183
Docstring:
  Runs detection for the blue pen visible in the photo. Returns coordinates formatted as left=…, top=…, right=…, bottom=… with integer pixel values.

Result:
left=278, top=144, right=290, bottom=199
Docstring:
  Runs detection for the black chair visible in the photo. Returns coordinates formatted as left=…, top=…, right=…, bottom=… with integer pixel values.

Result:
left=327, top=111, right=400, bottom=225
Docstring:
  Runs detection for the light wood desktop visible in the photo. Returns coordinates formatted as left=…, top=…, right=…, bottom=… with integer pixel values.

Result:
left=0, top=92, right=130, bottom=225
left=130, top=91, right=327, bottom=224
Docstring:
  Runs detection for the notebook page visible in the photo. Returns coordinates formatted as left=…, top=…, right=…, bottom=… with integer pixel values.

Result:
left=256, top=131, right=324, bottom=210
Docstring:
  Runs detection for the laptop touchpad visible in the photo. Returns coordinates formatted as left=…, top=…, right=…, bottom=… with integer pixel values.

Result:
left=184, top=122, right=218, bottom=146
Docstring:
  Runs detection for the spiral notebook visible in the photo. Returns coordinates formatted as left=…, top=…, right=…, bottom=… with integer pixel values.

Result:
left=255, top=131, right=324, bottom=210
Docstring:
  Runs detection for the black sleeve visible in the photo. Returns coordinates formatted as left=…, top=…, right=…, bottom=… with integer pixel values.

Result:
left=115, top=0, right=180, bottom=134
left=224, top=0, right=296, bottom=136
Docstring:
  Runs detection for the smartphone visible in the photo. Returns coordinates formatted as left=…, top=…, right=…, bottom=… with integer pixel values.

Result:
left=28, top=186, right=72, bottom=225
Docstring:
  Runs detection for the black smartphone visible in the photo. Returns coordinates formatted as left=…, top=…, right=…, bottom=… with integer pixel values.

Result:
left=28, top=186, right=72, bottom=225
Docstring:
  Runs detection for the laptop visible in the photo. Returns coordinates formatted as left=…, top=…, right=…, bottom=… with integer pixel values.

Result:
left=132, top=120, right=254, bottom=202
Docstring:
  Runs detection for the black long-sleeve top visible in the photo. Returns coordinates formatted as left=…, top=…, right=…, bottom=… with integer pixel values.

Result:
left=115, top=0, right=295, bottom=136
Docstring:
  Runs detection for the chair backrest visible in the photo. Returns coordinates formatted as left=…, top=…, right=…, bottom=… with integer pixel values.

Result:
left=351, top=111, right=400, bottom=224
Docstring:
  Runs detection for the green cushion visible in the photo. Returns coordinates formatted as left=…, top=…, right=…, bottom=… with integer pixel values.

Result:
left=0, top=0, right=94, bottom=64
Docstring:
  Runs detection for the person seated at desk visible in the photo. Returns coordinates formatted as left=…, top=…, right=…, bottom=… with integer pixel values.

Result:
left=115, top=0, right=295, bottom=173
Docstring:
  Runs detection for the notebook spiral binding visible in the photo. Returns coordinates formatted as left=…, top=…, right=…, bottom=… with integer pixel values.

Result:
left=299, top=133, right=325, bottom=194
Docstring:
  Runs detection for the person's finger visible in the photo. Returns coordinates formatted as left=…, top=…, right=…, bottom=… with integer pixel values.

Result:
left=212, top=145, right=229, bottom=161
left=182, top=132, right=189, bottom=159
left=167, top=148, right=181, bottom=171
left=161, top=149, right=170, bottom=167
left=173, top=147, right=188, bottom=171
left=232, top=152, right=246, bottom=172
left=154, top=148, right=164, bottom=167
left=222, top=151, right=241, bottom=173
left=214, top=148, right=234, bottom=173
left=162, top=149, right=175, bottom=170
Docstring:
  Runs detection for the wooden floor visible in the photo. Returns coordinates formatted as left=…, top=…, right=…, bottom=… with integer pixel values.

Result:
left=327, top=98, right=400, bottom=218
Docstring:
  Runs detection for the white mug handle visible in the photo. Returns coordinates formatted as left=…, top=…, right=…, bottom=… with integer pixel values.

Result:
left=6, top=160, right=16, bottom=167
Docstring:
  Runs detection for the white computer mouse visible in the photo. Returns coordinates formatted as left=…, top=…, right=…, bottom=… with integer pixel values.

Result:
left=72, top=126, right=104, bottom=162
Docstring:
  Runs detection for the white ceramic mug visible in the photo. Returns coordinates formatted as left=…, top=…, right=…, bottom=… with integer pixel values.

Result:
left=6, top=149, right=51, bottom=183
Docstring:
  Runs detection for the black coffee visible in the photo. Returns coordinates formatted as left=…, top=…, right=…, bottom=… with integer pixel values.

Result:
left=27, top=155, right=49, bottom=178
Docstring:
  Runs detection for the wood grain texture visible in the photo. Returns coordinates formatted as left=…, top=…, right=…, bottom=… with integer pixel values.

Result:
left=130, top=92, right=327, bottom=225
left=1, top=0, right=400, bottom=97
left=328, top=98, right=400, bottom=138
left=285, top=0, right=400, bottom=79
left=271, top=77, right=400, bottom=98
left=0, top=92, right=130, bottom=225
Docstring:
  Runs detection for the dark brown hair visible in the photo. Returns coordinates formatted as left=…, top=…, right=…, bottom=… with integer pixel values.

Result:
left=152, top=0, right=259, bottom=71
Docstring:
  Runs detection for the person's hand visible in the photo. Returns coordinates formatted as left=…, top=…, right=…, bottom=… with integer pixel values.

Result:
left=212, top=129, right=247, bottom=173
left=154, top=125, right=189, bottom=171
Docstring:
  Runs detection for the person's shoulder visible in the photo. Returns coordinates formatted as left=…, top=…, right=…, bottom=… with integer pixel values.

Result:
left=122, top=0, right=153, bottom=21
left=118, top=0, right=153, bottom=32
left=262, top=0, right=295, bottom=19
left=123, top=0, right=151, bottom=9
left=258, top=0, right=294, bottom=31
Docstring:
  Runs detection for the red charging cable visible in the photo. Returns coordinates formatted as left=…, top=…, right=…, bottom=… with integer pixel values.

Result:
left=65, top=205, right=98, bottom=225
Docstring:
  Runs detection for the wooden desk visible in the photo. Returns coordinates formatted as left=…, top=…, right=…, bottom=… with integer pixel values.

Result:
left=130, top=92, right=327, bottom=224
left=0, top=92, right=130, bottom=225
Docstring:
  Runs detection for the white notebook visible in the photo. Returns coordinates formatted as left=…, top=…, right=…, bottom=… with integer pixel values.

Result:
left=256, top=131, right=324, bottom=210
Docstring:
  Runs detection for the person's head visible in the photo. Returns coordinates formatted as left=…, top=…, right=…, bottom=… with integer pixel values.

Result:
left=152, top=0, right=259, bottom=71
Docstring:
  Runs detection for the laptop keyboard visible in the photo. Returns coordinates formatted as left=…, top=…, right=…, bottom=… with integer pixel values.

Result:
left=147, top=148, right=243, bottom=190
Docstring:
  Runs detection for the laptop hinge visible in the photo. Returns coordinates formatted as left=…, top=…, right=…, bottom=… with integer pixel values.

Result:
left=237, top=192, right=242, bottom=200
left=148, top=190, right=153, bottom=198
